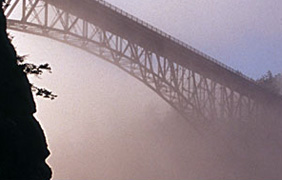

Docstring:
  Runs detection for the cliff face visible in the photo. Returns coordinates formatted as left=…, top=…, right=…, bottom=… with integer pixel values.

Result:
left=0, top=3, right=52, bottom=180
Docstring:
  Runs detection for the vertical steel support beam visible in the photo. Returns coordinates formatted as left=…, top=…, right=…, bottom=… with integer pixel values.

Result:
left=44, top=2, right=48, bottom=28
left=22, top=0, right=26, bottom=22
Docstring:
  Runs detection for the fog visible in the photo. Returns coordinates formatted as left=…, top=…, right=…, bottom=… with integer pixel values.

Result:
left=8, top=0, right=282, bottom=179
left=10, top=30, right=282, bottom=180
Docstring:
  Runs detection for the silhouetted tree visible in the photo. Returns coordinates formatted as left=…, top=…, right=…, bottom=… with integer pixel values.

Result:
left=11, top=36, right=57, bottom=100
left=257, top=70, right=281, bottom=95
left=274, top=73, right=282, bottom=95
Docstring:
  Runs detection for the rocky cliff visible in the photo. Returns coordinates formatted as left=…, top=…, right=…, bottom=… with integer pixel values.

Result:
left=0, top=2, right=52, bottom=180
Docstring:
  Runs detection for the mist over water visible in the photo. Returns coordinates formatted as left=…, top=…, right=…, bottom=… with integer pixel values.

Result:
left=11, top=27, right=282, bottom=180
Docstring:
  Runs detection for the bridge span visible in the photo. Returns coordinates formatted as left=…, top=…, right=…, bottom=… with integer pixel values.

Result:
left=4, top=0, right=282, bottom=131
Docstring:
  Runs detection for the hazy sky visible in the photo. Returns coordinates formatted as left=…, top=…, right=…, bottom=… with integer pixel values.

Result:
left=105, top=0, right=282, bottom=78
left=9, top=0, right=282, bottom=179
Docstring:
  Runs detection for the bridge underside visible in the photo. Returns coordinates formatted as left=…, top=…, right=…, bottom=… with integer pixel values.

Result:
left=4, top=0, right=281, bottom=132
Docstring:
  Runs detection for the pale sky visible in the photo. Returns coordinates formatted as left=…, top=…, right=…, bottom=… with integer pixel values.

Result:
left=105, top=0, right=282, bottom=78
left=9, top=0, right=282, bottom=180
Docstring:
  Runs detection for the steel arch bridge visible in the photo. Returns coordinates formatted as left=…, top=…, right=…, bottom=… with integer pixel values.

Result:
left=4, top=0, right=282, bottom=131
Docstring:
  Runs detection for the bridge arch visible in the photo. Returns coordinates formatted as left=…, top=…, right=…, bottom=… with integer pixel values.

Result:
left=5, top=0, right=280, bottom=131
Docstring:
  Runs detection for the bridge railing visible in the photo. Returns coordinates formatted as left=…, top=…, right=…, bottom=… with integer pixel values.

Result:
left=94, top=0, right=256, bottom=83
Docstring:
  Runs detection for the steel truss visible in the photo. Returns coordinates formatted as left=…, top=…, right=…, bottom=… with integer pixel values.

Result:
left=4, top=0, right=272, bottom=131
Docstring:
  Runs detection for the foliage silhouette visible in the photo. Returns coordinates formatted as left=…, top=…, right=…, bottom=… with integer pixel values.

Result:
left=257, top=70, right=282, bottom=95
left=13, top=39, right=57, bottom=100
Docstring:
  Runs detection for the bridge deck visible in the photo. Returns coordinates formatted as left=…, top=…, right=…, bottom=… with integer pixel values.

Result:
left=43, top=0, right=282, bottom=105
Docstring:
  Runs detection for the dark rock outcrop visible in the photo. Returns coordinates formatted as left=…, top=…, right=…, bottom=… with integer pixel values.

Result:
left=0, top=2, right=52, bottom=180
